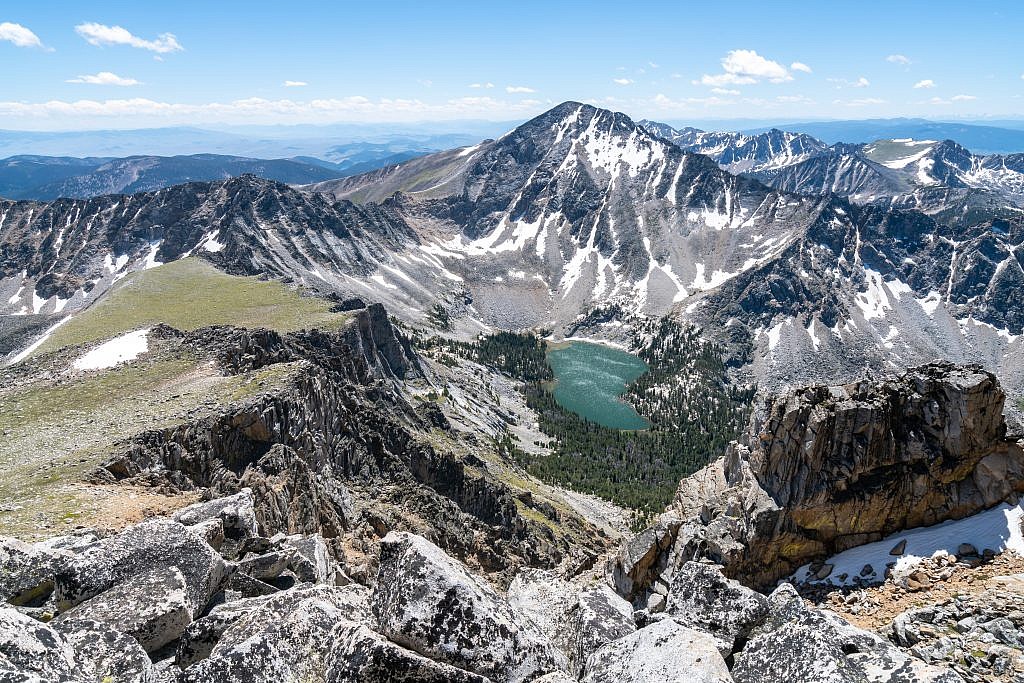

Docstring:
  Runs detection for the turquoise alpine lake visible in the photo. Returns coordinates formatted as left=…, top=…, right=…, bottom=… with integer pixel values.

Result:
left=546, top=340, right=650, bottom=430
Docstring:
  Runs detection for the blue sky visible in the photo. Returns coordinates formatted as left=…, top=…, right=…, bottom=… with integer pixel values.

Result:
left=1, top=0, right=1022, bottom=130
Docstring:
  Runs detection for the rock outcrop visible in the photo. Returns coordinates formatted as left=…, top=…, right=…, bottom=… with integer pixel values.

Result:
left=93, top=308, right=599, bottom=582
left=612, top=362, right=1024, bottom=596
left=1, top=488, right=972, bottom=682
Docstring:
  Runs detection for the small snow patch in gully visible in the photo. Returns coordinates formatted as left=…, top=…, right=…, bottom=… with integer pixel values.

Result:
left=73, top=328, right=151, bottom=371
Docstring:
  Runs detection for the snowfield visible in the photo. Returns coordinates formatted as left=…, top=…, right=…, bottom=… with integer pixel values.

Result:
left=73, top=328, right=151, bottom=371
left=793, top=502, right=1024, bottom=587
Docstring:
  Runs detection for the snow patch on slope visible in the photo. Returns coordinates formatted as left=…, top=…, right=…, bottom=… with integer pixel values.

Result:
left=73, top=329, right=151, bottom=371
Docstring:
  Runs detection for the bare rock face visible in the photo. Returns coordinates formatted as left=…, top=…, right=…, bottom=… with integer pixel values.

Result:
left=0, top=608, right=81, bottom=682
left=580, top=618, right=733, bottom=683
left=663, top=561, right=768, bottom=657
left=613, top=362, right=1024, bottom=595
left=52, top=617, right=157, bottom=683
left=732, top=584, right=963, bottom=683
left=53, top=566, right=193, bottom=653
left=372, top=531, right=569, bottom=683
left=508, top=568, right=634, bottom=674
left=52, top=518, right=227, bottom=614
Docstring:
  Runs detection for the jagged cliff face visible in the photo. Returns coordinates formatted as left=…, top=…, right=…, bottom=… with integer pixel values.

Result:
left=87, top=306, right=608, bottom=581
left=0, top=176, right=416, bottom=317
left=610, top=362, right=1024, bottom=599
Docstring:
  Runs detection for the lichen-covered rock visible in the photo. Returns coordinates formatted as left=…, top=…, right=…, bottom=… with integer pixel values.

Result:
left=179, top=585, right=371, bottom=682
left=0, top=536, right=76, bottom=606
left=235, top=549, right=294, bottom=581
left=54, top=566, right=193, bottom=653
left=372, top=532, right=568, bottom=683
left=53, top=518, right=227, bottom=614
left=581, top=618, right=732, bottom=683
left=664, top=561, right=768, bottom=656
left=0, top=607, right=80, bottom=682
left=732, top=584, right=964, bottom=683
left=53, top=616, right=157, bottom=683
left=508, top=570, right=634, bottom=674
left=324, top=621, right=492, bottom=683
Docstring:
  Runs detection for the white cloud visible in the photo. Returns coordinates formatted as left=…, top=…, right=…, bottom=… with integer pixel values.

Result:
left=777, top=95, right=812, bottom=103
left=0, top=22, right=45, bottom=49
left=670, top=73, right=682, bottom=79
left=711, top=87, right=740, bottom=95
left=612, top=78, right=633, bottom=85
left=790, top=62, right=812, bottom=73
left=913, top=79, right=935, bottom=89
left=951, top=94, right=977, bottom=101
left=418, top=79, right=433, bottom=87
left=75, top=23, right=183, bottom=53
left=648, top=62, right=659, bottom=69
left=886, top=54, right=911, bottom=65
left=697, top=73, right=757, bottom=87
left=0, top=95, right=551, bottom=127
left=283, top=80, right=307, bottom=87
left=505, top=85, right=535, bottom=93
left=845, top=97, right=885, bottom=106
left=67, top=71, right=141, bottom=86
left=853, top=77, right=870, bottom=88
left=468, top=82, right=494, bottom=89
left=699, top=49, right=793, bottom=87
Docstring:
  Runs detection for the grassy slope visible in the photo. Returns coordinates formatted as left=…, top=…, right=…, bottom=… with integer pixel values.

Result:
left=38, top=257, right=348, bottom=354
left=2, top=256, right=353, bottom=538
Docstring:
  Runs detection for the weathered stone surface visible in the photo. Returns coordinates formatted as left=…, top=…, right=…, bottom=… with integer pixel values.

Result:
left=53, top=616, right=157, bottom=683
left=235, top=549, right=294, bottom=581
left=508, top=569, right=634, bottom=673
left=324, top=621, right=492, bottom=683
left=732, top=584, right=963, bottom=683
left=53, top=518, right=227, bottom=614
left=607, top=520, right=680, bottom=600
left=172, top=490, right=258, bottom=541
left=372, top=532, right=568, bottom=683
left=54, top=566, right=193, bottom=653
left=621, top=363, right=1024, bottom=593
left=664, top=561, right=768, bottom=656
left=180, top=585, right=370, bottom=681
left=0, top=607, right=80, bottom=682
left=581, top=618, right=732, bottom=683
left=282, top=533, right=334, bottom=583
left=0, top=536, right=76, bottom=606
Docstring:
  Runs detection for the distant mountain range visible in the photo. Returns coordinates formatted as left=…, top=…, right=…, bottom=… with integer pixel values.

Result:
left=6, top=102, right=1022, bottom=407
left=0, top=154, right=350, bottom=200
left=643, top=121, right=1024, bottom=228
left=741, top=119, right=1024, bottom=155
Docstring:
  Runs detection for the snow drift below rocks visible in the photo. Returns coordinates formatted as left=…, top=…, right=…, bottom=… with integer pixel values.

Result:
left=793, top=501, right=1024, bottom=587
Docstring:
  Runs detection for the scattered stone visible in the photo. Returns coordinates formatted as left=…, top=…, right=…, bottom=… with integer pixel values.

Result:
left=891, top=539, right=908, bottom=556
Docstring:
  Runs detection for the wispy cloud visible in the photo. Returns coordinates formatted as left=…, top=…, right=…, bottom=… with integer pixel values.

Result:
left=913, top=79, right=935, bottom=89
left=0, top=96, right=550, bottom=126
left=75, top=22, right=183, bottom=53
left=0, top=22, right=47, bottom=49
left=283, top=80, right=307, bottom=87
left=67, top=71, right=141, bottom=86
left=790, top=62, right=812, bottom=73
left=841, top=97, right=886, bottom=106
left=886, top=54, right=911, bottom=65
left=612, top=78, right=633, bottom=85
left=951, top=94, right=977, bottom=101
left=711, top=87, right=740, bottom=95
left=468, top=82, right=494, bottom=89
left=697, top=49, right=796, bottom=87
left=853, top=77, right=870, bottom=88
left=505, top=85, right=535, bottom=93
